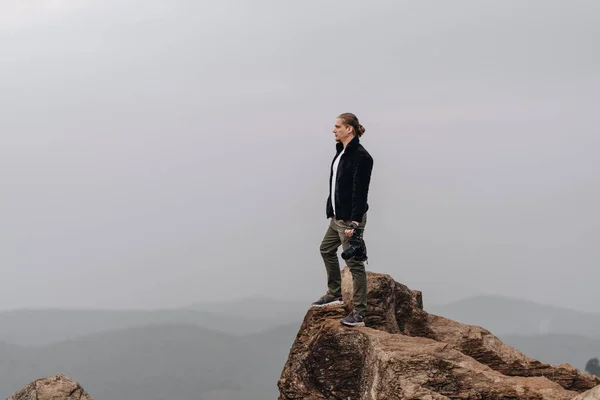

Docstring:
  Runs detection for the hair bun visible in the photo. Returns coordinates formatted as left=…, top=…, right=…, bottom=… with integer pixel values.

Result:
left=359, top=124, right=366, bottom=134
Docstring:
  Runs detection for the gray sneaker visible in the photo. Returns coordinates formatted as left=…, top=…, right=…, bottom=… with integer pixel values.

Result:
left=341, top=310, right=365, bottom=327
left=311, top=293, right=343, bottom=308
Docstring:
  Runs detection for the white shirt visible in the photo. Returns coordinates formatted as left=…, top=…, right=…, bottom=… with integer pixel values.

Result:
left=331, top=148, right=345, bottom=216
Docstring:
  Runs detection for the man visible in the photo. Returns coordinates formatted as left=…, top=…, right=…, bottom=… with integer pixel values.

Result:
left=311, top=112, right=374, bottom=327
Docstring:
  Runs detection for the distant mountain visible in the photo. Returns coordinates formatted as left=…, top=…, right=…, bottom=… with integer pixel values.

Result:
left=0, top=340, right=22, bottom=355
left=500, top=333, right=600, bottom=372
left=3, top=294, right=598, bottom=348
left=3, top=297, right=600, bottom=400
left=185, top=295, right=310, bottom=321
left=0, top=322, right=299, bottom=400
left=0, top=307, right=305, bottom=347
left=426, top=294, right=600, bottom=338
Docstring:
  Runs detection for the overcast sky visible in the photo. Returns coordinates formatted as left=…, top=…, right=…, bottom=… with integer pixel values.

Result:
left=1, top=0, right=599, bottom=313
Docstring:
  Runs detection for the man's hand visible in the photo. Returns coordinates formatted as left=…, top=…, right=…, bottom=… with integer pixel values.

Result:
left=344, top=221, right=360, bottom=237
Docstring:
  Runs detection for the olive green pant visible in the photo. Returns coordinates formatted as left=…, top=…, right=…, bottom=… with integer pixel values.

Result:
left=319, top=215, right=367, bottom=316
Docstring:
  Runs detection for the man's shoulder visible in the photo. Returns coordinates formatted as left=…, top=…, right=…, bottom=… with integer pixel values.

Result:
left=356, top=144, right=373, bottom=161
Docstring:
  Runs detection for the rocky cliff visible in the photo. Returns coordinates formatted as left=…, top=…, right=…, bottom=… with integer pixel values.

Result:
left=278, top=268, right=600, bottom=399
left=6, top=374, right=93, bottom=400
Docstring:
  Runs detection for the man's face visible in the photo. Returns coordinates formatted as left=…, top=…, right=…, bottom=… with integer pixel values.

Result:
left=333, top=118, right=353, bottom=143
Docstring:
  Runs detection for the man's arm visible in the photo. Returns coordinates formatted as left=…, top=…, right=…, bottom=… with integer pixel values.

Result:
left=350, top=154, right=374, bottom=223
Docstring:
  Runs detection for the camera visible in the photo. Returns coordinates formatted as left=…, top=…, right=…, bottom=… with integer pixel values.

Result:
left=341, top=226, right=368, bottom=261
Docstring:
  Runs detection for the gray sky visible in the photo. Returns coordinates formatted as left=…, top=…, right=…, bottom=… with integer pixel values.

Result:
left=1, top=0, right=599, bottom=312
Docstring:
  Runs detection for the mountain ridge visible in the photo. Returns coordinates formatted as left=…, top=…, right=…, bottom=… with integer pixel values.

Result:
left=429, top=293, right=600, bottom=316
left=0, top=321, right=296, bottom=400
left=426, top=294, right=600, bottom=338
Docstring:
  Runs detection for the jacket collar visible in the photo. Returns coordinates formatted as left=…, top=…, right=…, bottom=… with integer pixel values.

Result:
left=336, top=135, right=360, bottom=154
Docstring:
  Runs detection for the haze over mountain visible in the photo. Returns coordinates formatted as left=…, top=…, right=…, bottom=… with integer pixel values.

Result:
left=5, top=293, right=600, bottom=347
left=1, top=0, right=599, bottom=314
left=427, top=294, right=600, bottom=337
left=500, top=333, right=600, bottom=376
left=0, top=322, right=299, bottom=400
left=0, top=306, right=303, bottom=346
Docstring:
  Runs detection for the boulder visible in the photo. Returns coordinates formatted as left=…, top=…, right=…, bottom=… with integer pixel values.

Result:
left=278, top=267, right=600, bottom=399
left=6, top=374, right=93, bottom=400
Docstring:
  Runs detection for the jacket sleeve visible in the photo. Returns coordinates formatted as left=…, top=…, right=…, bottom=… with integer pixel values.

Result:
left=351, top=154, right=373, bottom=222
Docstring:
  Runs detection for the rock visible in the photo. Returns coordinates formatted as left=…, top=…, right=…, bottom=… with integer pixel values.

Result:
left=427, top=315, right=599, bottom=392
left=6, top=374, right=94, bottom=400
left=341, top=268, right=431, bottom=336
left=572, top=385, right=600, bottom=400
left=278, top=267, right=600, bottom=399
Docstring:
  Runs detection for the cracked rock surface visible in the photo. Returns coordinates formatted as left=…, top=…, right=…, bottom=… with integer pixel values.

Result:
left=278, top=267, right=600, bottom=400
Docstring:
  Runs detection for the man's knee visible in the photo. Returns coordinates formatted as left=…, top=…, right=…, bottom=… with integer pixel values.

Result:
left=320, top=242, right=338, bottom=255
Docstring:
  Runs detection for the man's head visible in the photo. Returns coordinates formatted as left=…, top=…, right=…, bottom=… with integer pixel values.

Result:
left=333, top=113, right=366, bottom=144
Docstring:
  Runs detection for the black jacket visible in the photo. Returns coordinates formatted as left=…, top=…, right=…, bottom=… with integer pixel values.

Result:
left=326, top=136, right=374, bottom=222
